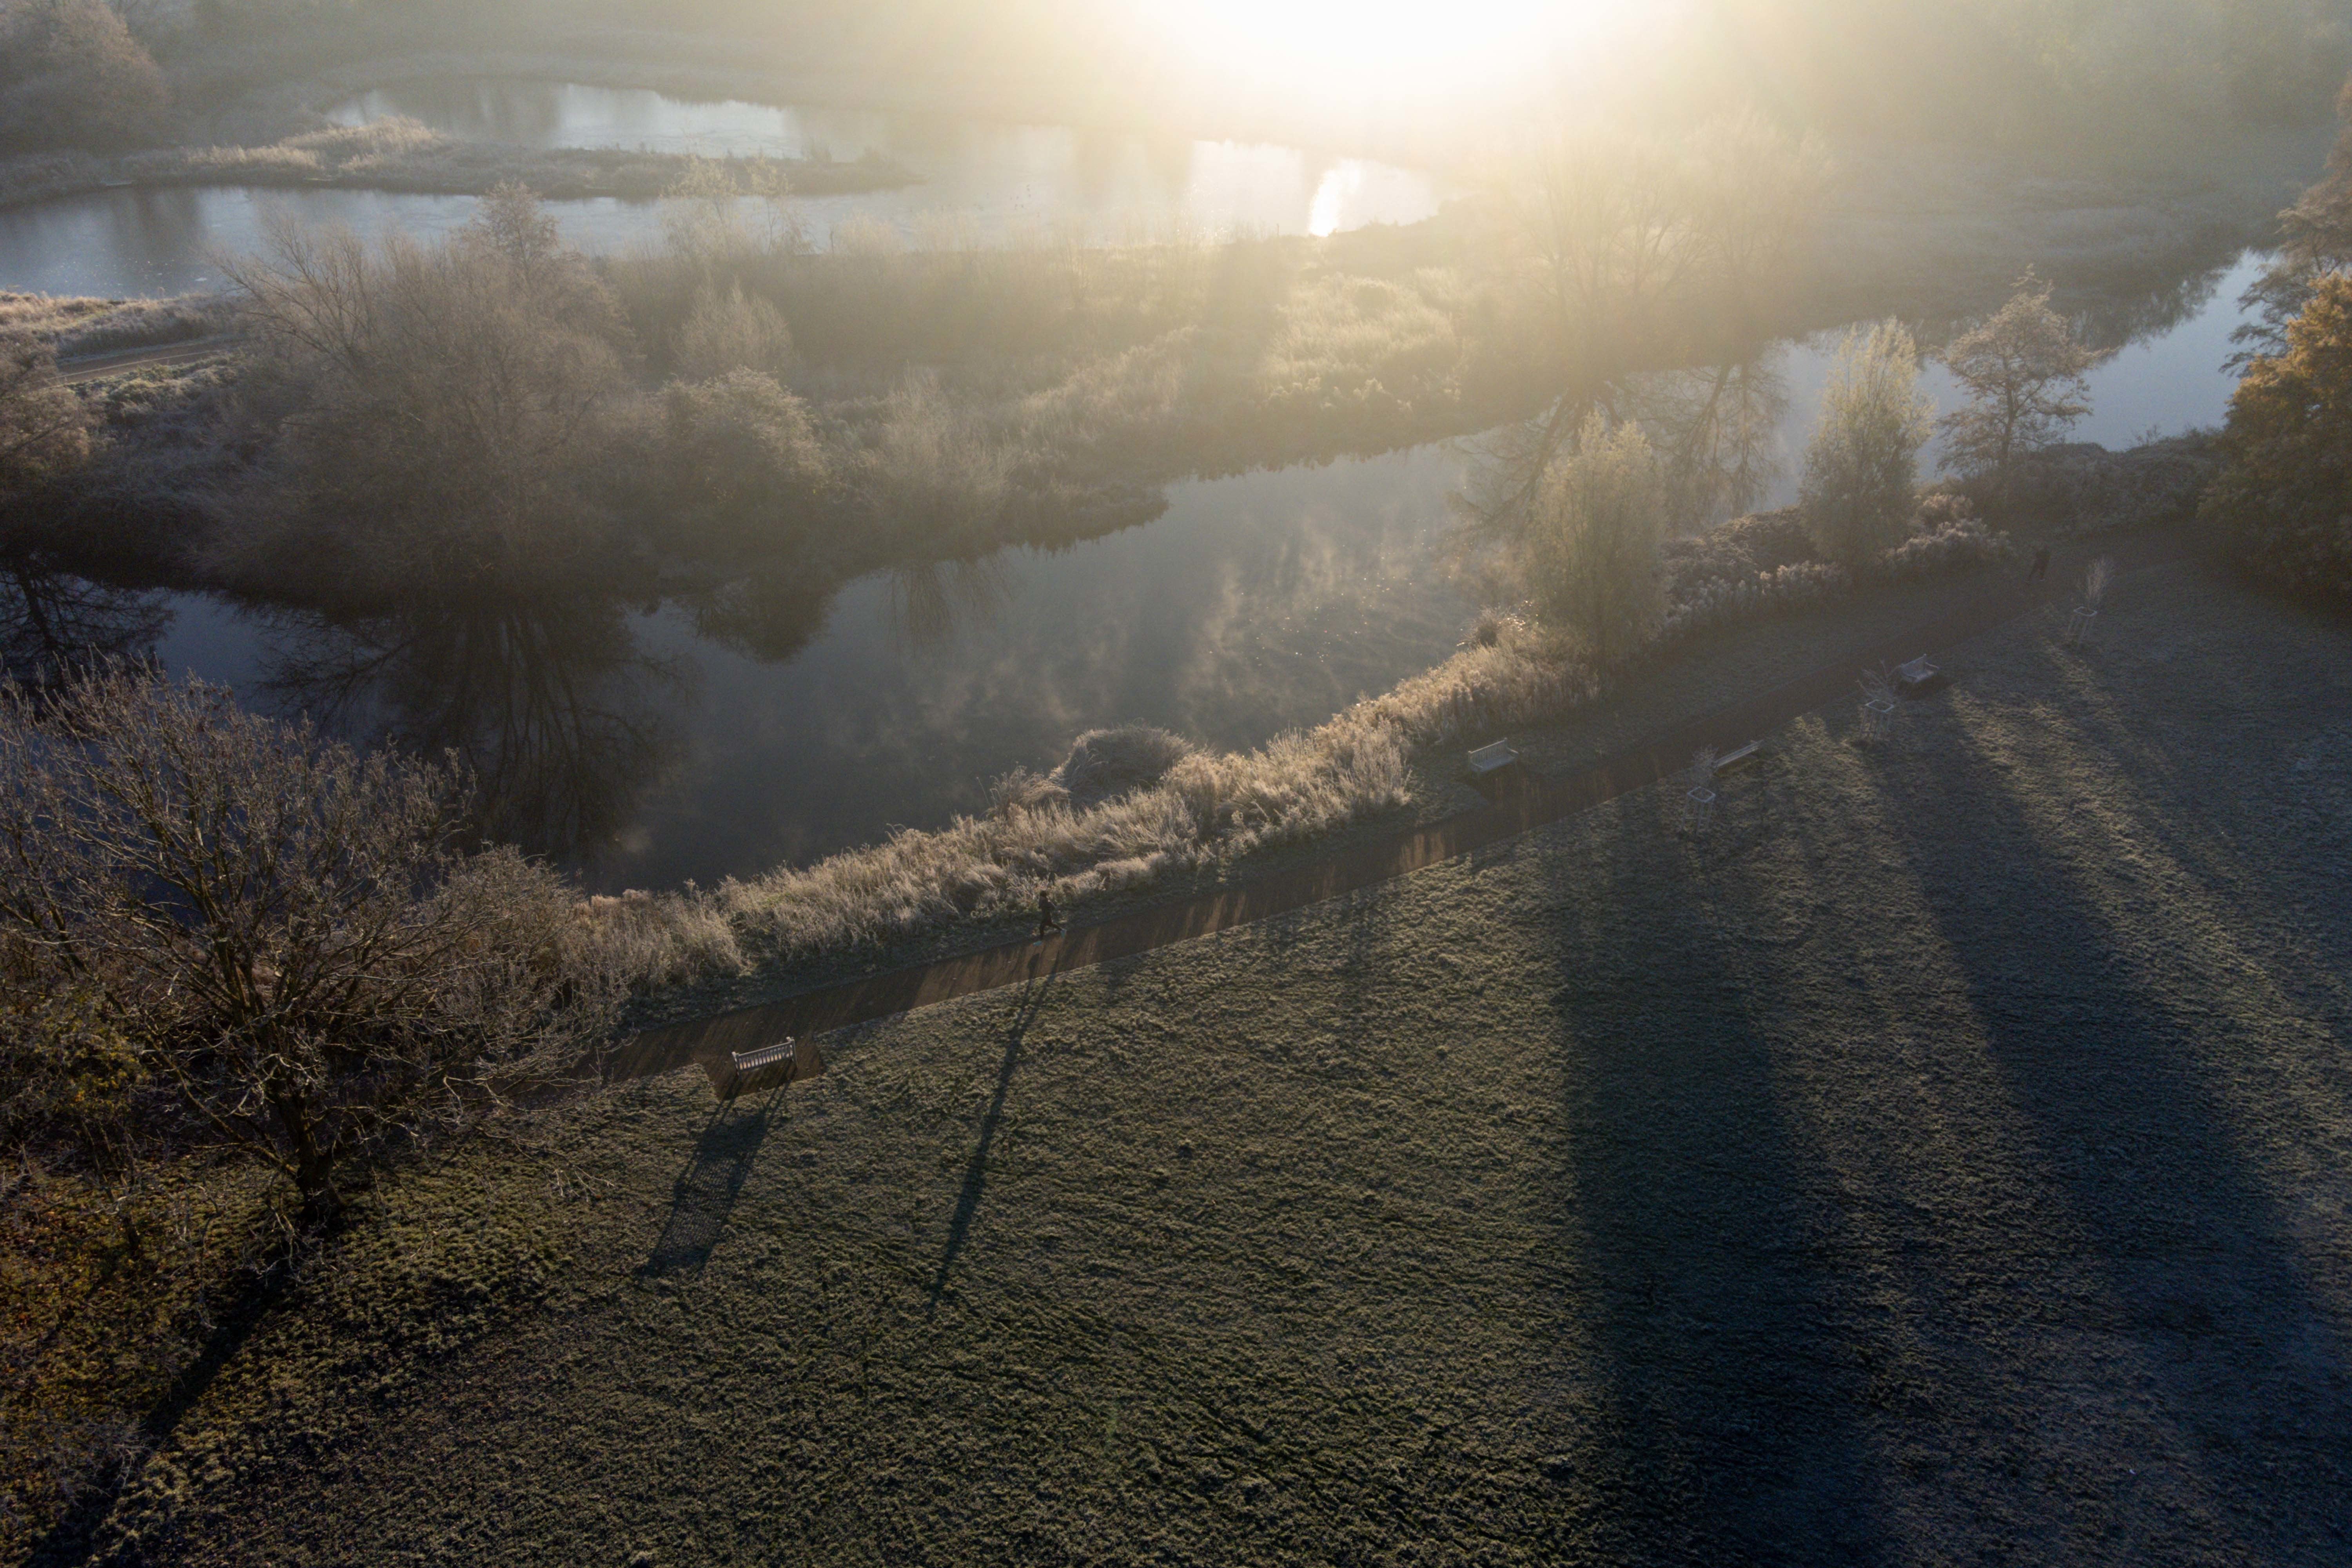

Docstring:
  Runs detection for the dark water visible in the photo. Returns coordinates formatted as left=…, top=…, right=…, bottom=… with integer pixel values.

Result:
left=127, top=446, right=1476, bottom=892
left=0, top=79, right=1438, bottom=299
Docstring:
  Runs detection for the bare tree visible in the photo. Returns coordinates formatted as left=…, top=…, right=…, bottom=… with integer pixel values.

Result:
left=1938, top=271, right=2097, bottom=486
left=0, top=328, right=90, bottom=510
left=0, top=668, right=621, bottom=1219
left=219, top=194, right=633, bottom=602
left=459, top=179, right=566, bottom=297
left=1521, top=412, right=1666, bottom=668
left=1800, top=320, right=1935, bottom=568
left=673, top=280, right=795, bottom=382
left=0, top=564, right=167, bottom=686
left=1466, top=116, right=1822, bottom=544
left=1620, top=354, right=1791, bottom=530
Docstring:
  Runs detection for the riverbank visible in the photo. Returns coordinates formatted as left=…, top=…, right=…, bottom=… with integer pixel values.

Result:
left=0, top=119, right=914, bottom=214
left=25, top=543, right=2350, bottom=1567
left=603, top=515, right=2089, bottom=1038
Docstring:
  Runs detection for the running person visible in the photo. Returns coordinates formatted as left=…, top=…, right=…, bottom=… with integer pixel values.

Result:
left=1034, top=888, right=1064, bottom=946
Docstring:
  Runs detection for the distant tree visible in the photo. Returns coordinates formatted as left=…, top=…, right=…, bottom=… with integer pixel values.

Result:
left=673, top=280, right=795, bottom=382
left=1800, top=319, right=1935, bottom=568
left=0, top=0, right=169, bottom=152
left=1522, top=412, right=1666, bottom=668
left=0, top=329, right=89, bottom=512
left=2200, top=270, right=2352, bottom=599
left=221, top=194, right=634, bottom=601
left=459, top=180, right=565, bottom=294
left=0, top=668, right=622, bottom=1219
left=2235, top=78, right=2352, bottom=366
left=1938, top=272, right=2096, bottom=485
left=1466, top=114, right=1824, bottom=545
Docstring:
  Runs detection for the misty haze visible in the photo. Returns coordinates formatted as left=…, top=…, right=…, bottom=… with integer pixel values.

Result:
left=3, top=3, right=2350, bottom=1564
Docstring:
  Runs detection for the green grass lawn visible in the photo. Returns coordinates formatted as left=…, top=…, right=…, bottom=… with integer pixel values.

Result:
left=76, top=559, right=2352, bottom=1566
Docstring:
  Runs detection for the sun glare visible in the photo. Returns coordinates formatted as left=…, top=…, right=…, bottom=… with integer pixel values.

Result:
left=1138, top=0, right=1626, bottom=99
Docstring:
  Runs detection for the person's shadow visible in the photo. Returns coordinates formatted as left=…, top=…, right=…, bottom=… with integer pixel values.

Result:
left=927, top=975, right=1055, bottom=1312
left=639, top=1082, right=787, bottom=1279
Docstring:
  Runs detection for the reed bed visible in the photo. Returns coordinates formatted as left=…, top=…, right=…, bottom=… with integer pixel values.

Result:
left=0, top=290, right=230, bottom=357
left=582, top=613, right=1589, bottom=990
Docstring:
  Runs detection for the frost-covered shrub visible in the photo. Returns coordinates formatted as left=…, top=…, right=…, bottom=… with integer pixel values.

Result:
left=1658, top=561, right=1851, bottom=642
left=1993, top=435, right=2221, bottom=534
left=1050, top=726, right=1196, bottom=807
left=987, top=766, right=1069, bottom=819
left=2201, top=272, right=2352, bottom=597
left=1661, top=506, right=1817, bottom=605
left=1876, top=495, right=2016, bottom=579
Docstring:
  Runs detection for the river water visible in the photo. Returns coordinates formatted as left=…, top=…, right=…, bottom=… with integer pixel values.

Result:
left=141, top=446, right=1477, bottom=891
left=0, top=78, right=1439, bottom=298
left=0, top=79, right=2269, bottom=890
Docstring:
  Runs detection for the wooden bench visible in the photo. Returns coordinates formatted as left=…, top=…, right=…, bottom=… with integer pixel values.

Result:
left=728, top=1036, right=823, bottom=1094
left=1715, top=740, right=1763, bottom=773
left=1467, top=740, right=1520, bottom=777
left=1896, top=656, right=1944, bottom=695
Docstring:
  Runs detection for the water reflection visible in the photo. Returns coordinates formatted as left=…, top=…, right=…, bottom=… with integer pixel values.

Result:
left=321, top=78, right=1441, bottom=249
left=0, top=123, right=1436, bottom=300
left=98, top=236, right=2267, bottom=891
left=0, top=564, right=170, bottom=686
left=587, top=447, right=1472, bottom=889
left=256, top=597, right=690, bottom=860
left=1760, top=250, right=2268, bottom=506
left=0, top=76, right=1443, bottom=299
left=884, top=558, right=1013, bottom=653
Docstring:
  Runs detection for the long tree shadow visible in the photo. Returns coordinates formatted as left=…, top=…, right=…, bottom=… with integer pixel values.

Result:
left=1529, top=780, right=1894, bottom=1565
left=640, top=1082, right=789, bottom=1280
left=1869, top=702, right=2352, bottom=1556
left=28, top=1217, right=330, bottom=1567
left=926, top=975, right=1056, bottom=1312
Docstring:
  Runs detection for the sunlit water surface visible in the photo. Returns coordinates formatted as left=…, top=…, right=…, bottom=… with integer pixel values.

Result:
left=0, top=78, right=1439, bottom=298
left=1759, top=250, right=2265, bottom=506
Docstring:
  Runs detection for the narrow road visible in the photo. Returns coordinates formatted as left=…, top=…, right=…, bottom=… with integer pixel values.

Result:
left=59, top=336, right=237, bottom=385
left=615, top=531, right=2197, bottom=1093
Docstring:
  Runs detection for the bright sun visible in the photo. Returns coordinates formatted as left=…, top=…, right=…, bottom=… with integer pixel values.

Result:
left=1137, top=0, right=1626, bottom=99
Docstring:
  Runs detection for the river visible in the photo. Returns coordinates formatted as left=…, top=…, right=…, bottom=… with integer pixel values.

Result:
left=0, top=80, right=2270, bottom=891
left=0, top=77, right=1440, bottom=298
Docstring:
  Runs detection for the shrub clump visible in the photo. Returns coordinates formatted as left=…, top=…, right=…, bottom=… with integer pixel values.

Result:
left=2200, top=271, right=2352, bottom=598
left=1800, top=320, right=1936, bottom=568
left=0, top=0, right=167, bottom=154
left=1877, top=493, right=2016, bottom=579
left=1051, top=725, right=1197, bottom=808
left=0, top=669, right=624, bottom=1218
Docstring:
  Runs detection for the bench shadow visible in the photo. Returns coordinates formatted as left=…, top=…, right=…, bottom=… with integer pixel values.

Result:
left=639, top=1082, right=788, bottom=1280
left=927, top=974, right=1055, bottom=1312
